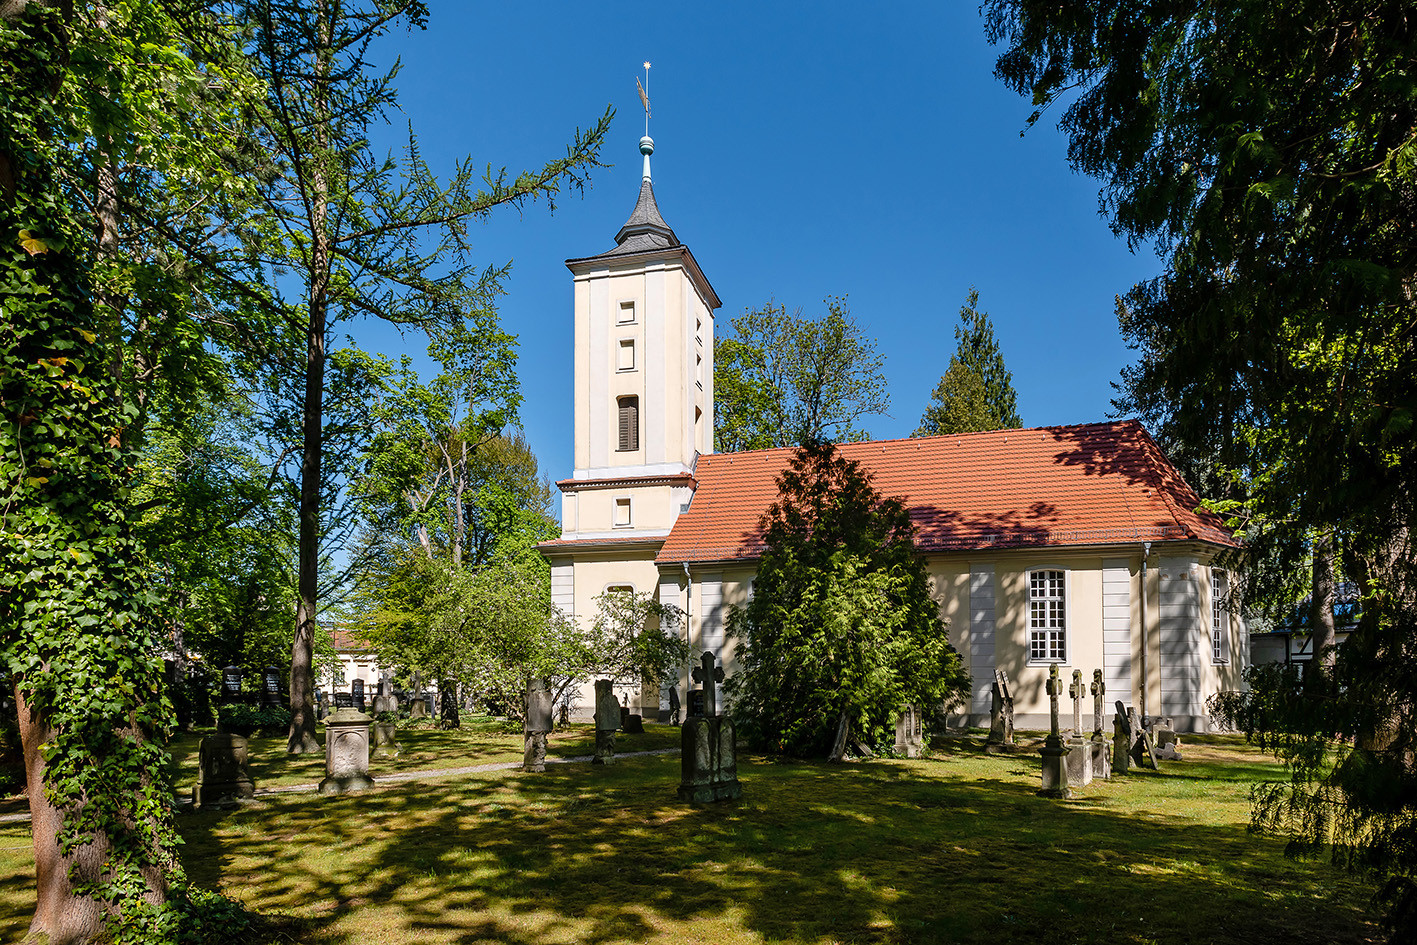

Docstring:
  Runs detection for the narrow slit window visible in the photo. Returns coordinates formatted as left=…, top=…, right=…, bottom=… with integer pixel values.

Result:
left=617, top=396, right=639, bottom=451
left=618, top=338, right=636, bottom=371
left=618, top=301, right=636, bottom=324
left=614, top=498, right=632, bottom=527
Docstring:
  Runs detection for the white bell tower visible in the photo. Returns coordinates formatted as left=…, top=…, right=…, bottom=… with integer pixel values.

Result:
left=557, top=131, right=720, bottom=541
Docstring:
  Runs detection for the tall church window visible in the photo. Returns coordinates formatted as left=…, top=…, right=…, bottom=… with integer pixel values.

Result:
left=1028, top=569, right=1066, bottom=661
left=617, top=396, right=639, bottom=451
left=1212, top=569, right=1228, bottom=663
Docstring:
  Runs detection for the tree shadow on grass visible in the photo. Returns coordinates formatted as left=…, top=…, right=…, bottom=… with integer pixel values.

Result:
left=178, top=749, right=1379, bottom=945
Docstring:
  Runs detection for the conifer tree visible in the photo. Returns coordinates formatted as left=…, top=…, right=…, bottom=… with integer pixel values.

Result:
left=916, top=288, right=1022, bottom=436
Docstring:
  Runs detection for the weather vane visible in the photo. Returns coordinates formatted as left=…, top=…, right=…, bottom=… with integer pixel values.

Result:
left=637, top=61, right=651, bottom=136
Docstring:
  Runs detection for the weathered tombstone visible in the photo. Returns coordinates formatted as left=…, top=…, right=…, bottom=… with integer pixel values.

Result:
left=1152, top=718, right=1183, bottom=760
left=1089, top=670, right=1110, bottom=779
left=677, top=652, right=742, bottom=803
left=1112, top=701, right=1131, bottom=775
left=1127, top=707, right=1159, bottom=769
left=220, top=665, right=242, bottom=704
left=351, top=678, right=365, bottom=713
left=409, top=695, right=429, bottom=720
left=319, top=707, right=375, bottom=794
left=986, top=669, right=1015, bottom=751
left=894, top=703, right=923, bottom=758
left=370, top=714, right=401, bottom=759
left=668, top=685, right=682, bottom=726
left=261, top=666, right=281, bottom=708
left=592, top=680, right=620, bottom=765
left=1038, top=664, right=1072, bottom=798
left=1068, top=669, right=1086, bottom=741
left=523, top=677, right=553, bottom=772
left=192, top=733, right=255, bottom=810
left=623, top=712, right=646, bottom=735
left=334, top=691, right=353, bottom=710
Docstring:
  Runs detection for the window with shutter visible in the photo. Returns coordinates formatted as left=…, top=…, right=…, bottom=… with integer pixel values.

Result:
left=617, top=396, right=639, bottom=451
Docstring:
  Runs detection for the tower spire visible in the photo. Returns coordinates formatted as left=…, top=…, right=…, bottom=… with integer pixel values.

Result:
left=637, top=61, right=653, bottom=180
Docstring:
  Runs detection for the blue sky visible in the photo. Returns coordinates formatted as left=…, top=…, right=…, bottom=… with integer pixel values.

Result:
left=360, top=3, right=1167, bottom=489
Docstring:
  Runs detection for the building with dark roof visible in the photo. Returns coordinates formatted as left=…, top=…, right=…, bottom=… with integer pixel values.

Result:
left=540, top=136, right=1245, bottom=733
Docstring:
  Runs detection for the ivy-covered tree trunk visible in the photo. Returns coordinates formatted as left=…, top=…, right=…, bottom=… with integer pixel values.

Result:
left=2, top=2, right=179, bottom=941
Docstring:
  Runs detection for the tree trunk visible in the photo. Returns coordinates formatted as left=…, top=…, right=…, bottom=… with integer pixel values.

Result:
left=1311, top=531, right=1338, bottom=671
left=827, top=710, right=851, bottom=763
left=287, top=0, right=333, bottom=754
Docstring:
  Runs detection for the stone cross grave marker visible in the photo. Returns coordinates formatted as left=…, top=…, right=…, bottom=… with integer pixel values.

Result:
left=1045, top=664, right=1063, bottom=747
left=1068, top=669, right=1085, bottom=739
left=1090, top=670, right=1106, bottom=739
left=692, top=651, right=725, bottom=719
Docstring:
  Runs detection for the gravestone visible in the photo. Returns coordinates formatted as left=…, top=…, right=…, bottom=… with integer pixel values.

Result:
left=409, top=695, right=429, bottom=720
left=592, top=680, right=620, bottom=765
left=351, top=678, right=365, bottom=713
left=319, top=707, right=375, bottom=794
left=622, top=711, right=646, bottom=735
left=677, top=651, right=742, bottom=803
left=894, top=703, right=923, bottom=758
left=1068, top=669, right=1086, bottom=742
left=192, top=733, right=255, bottom=810
left=1112, top=701, right=1132, bottom=775
left=1038, top=664, right=1072, bottom=798
left=986, top=669, right=1015, bottom=751
left=687, top=688, right=705, bottom=719
left=523, top=677, right=553, bottom=773
left=220, top=665, right=242, bottom=704
left=668, top=685, right=681, bottom=726
left=1127, top=707, right=1159, bottom=769
left=370, top=715, right=401, bottom=759
left=334, top=692, right=353, bottom=710
left=372, top=677, right=397, bottom=714
left=259, top=666, right=280, bottom=708
left=315, top=690, right=328, bottom=721
left=1152, top=718, right=1183, bottom=760
left=1089, top=669, right=1110, bottom=779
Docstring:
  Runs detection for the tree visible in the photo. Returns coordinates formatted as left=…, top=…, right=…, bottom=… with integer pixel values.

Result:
left=724, top=442, right=970, bottom=760
left=236, top=0, right=611, bottom=752
left=715, top=297, right=889, bottom=450
left=915, top=288, right=1022, bottom=436
left=984, top=3, right=1416, bottom=937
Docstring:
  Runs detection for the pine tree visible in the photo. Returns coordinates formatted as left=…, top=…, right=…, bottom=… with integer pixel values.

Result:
left=915, top=288, right=1023, bottom=436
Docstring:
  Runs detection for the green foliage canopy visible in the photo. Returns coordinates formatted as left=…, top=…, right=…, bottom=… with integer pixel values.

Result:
left=915, top=288, right=1022, bottom=436
left=724, top=442, right=970, bottom=758
left=714, top=297, right=889, bottom=451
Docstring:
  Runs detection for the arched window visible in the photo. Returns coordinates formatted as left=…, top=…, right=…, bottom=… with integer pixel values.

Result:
left=617, top=396, right=639, bottom=451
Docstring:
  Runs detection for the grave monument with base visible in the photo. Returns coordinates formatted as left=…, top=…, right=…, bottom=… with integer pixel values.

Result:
left=985, top=669, right=1015, bottom=751
left=1089, top=669, right=1111, bottom=779
left=592, top=680, right=620, bottom=765
left=1065, top=668, right=1093, bottom=786
left=1038, top=663, right=1072, bottom=798
left=894, top=703, right=923, bottom=758
left=677, top=652, right=742, bottom=803
left=524, top=677, right=553, bottom=772
left=319, top=707, right=375, bottom=794
left=192, top=733, right=255, bottom=810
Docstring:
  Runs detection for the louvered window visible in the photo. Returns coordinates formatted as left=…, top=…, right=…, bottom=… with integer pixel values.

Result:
left=1212, top=569, right=1228, bottom=663
left=617, top=396, right=639, bottom=451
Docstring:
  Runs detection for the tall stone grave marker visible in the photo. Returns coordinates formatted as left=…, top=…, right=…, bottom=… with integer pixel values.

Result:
left=677, top=651, right=742, bottom=803
left=351, top=678, right=365, bottom=713
left=1038, top=664, right=1072, bottom=798
left=1088, top=669, right=1110, bottom=779
left=220, top=665, right=242, bottom=704
left=192, top=733, right=255, bottom=810
left=985, top=669, right=1015, bottom=751
left=1064, top=669, right=1092, bottom=786
left=1127, top=706, right=1159, bottom=769
left=261, top=666, right=281, bottom=708
left=319, top=707, right=375, bottom=794
left=524, top=677, right=553, bottom=773
left=1112, top=700, right=1131, bottom=775
left=372, top=677, right=398, bottom=714
left=592, top=679, right=620, bottom=765
left=894, top=703, right=923, bottom=758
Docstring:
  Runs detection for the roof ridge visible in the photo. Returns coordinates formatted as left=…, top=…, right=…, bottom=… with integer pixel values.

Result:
left=702, top=419, right=1142, bottom=461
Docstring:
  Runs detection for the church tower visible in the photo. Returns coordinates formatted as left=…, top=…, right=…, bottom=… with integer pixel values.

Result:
left=556, top=134, right=720, bottom=542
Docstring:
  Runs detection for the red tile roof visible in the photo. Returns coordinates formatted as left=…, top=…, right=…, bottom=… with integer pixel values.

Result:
left=656, top=420, right=1238, bottom=565
left=329, top=628, right=371, bottom=651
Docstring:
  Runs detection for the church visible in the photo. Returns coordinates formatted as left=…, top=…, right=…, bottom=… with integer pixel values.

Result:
left=538, top=133, right=1247, bottom=734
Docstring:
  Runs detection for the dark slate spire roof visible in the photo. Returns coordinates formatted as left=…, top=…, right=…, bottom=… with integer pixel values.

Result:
left=597, top=178, right=679, bottom=257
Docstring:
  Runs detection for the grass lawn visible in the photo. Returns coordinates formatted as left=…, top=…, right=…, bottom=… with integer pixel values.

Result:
left=0, top=728, right=1383, bottom=944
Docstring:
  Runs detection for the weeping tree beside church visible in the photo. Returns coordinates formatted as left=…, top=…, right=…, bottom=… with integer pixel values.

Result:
left=725, top=441, right=970, bottom=759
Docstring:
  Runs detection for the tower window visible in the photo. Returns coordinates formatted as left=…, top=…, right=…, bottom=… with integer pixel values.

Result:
left=618, top=339, right=636, bottom=372
left=617, top=396, right=639, bottom=451
left=614, top=498, right=632, bottom=527
left=618, top=301, right=636, bottom=324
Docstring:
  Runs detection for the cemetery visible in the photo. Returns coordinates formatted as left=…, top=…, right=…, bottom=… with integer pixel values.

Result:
left=0, top=716, right=1384, bottom=944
